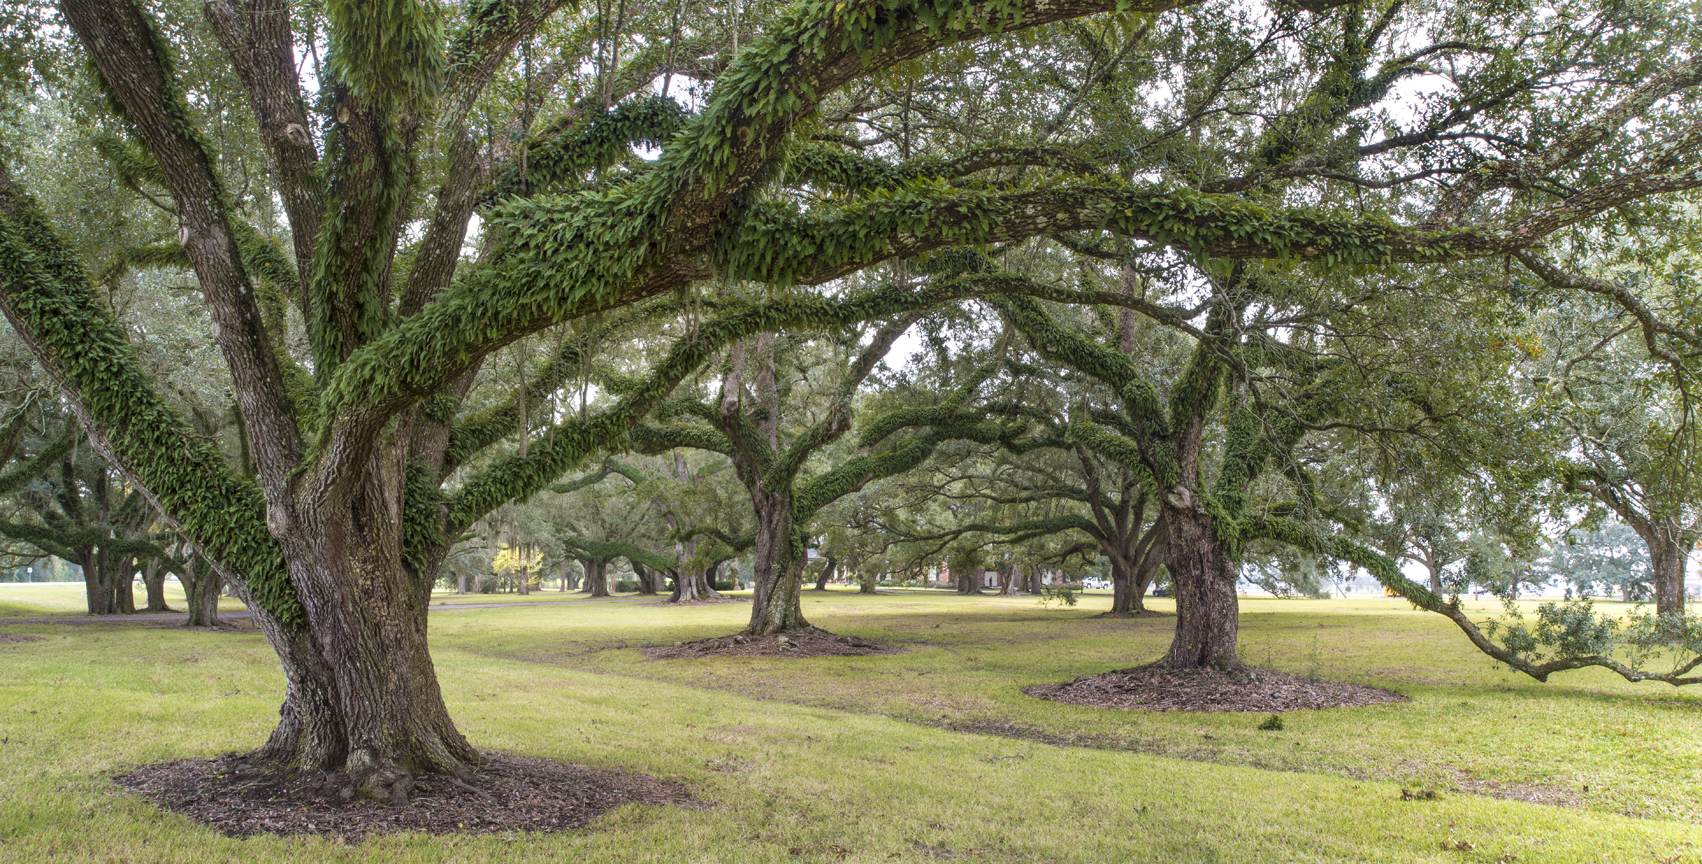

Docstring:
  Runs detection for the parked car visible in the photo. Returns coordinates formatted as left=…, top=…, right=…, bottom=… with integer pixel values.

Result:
left=1081, top=578, right=1110, bottom=590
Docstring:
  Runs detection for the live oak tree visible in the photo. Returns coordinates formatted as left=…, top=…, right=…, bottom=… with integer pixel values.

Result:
left=1542, top=520, right=1652, bottom=602
left=634, top=316, right=1028, bottom=633
left=884, top=355, right=1174, bottom=613
left=3, top=0, right=1701, bottom=799
left=0, top=403, right=205, bottom=614
left=541, top=458, right=678, bottom=596
left=1532, top=295, right=1702, bottom=618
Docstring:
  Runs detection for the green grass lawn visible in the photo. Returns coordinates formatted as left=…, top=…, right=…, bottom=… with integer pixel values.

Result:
left=0, top=582, right=249, bottom=618
left=1, top=589, right=1699, bottom=862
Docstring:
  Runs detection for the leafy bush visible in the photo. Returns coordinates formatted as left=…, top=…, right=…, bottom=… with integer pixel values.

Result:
left=1037, top=585, right=1077, bottom=608
left=1487, top=599, right=1702, bottom=675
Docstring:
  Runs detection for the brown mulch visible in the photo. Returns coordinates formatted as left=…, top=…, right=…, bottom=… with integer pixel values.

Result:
left=643, top=628, right=902, bottom=659
left=1024, top=665, right=1409, bottom=712
left=114, top=752, right=691, bottom=841
left=0, top=633, right=44, bottom=644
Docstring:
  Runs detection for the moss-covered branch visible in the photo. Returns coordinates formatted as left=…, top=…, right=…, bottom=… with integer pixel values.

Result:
left=0, top=432, right=76, bottom=498
left=483, top=96, right=689, bottom=203
left=1251, top=514, right=1702, bottom=687
left=559, top=536, right=678, bottom=571
left=0, top=167, right=301, bottom=628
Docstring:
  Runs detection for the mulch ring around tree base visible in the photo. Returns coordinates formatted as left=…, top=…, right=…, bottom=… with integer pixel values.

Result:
left=114, top=752, right=692, bottom=841
left=0, top=633, right=44, bottom=644
left=643, top=628, right=901, bottom=659
left=1025, top=665, right=1409, bottom=712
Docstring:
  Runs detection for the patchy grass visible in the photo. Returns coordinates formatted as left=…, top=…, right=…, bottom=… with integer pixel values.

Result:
left=437, top=591, right=1702, bottom=824
left=0, top=590, right=1698, bottom=862
left=0, top=582, right=247, bottom=619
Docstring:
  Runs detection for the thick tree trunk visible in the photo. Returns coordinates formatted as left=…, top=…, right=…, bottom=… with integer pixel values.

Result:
left=256, top=453, right=482, bottom=803
left=1161, top=505, right=1241, bottom=670
left=1108, top=558, right=1138, bottom=614
left=1643, top=531, right=1690, bottom=618
left=632, top=562, right=660, bottom=595
left=1025, top=563, right=1043, bottom=594
left=999, top=564, right=1021, bottom=596
left=747, top=497, right=810, bottom=633
left=956, top=565, right=983, bottom=594
left=858, top=568, right=878, bottom=594
left=111, top=552, right=136, bottom=614
left=814, top=556, right=836, bottom=591
left=672, top=562, right=726, bottom=602
left=458, top=572, right=470, bottom=594
left=184, top=557, right=222, bottom=627
left=586, top=559, right=610, bottom=597
left=78, top=548, right=110, bottom=615
left=141, top=557, right=170, bottom=611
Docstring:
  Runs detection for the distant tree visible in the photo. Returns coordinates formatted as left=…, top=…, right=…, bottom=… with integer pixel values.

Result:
left=1543, top=521, right=1652, bottom=602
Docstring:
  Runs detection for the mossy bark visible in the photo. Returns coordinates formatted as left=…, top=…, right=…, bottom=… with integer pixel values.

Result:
left=585, top=559, right=611, bottom=597
left=1647, top=533, right=1688, bottom=619
left=1160, top=502, right=1241, bottom=670
left=672, top=562, right=726, bottom=602
left=140, top=558, right=170, bottom=611
left=184, top=557, right=222, bottom=627
left=747, top=495, right=810, bottom=634
left=251, top=438, right=481, bottom=801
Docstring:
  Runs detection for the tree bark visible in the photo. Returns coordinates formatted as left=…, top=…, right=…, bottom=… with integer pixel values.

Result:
left=955, top=564, right=983, bottom=594
left=78, top=547, right=110, bottom=615
left=1647, top=532, right=1689, bottom=618
left=184, top=555, right=222, bottom=627
left=632, top=561, right=661, bottom=595
left=747, top=496, right=810, bottom=633
left=110, top=551, right=136, bottom=614
left=253, top=446, right=483, bottom=802
left=814, top=556, right=836, bottom=591
left=586, top=559, right=610, bottom=597
left=672, top=561, right=726, bottom=602
left=1132, top=542, right=1166, bottom=606
left=858, top=568, right=878, bottom=594
left=1108, top=557, right=1137, bottom=613
left=141, top=557, right=170, bottom=611
left=1160, top=505, right=1241, bottom=670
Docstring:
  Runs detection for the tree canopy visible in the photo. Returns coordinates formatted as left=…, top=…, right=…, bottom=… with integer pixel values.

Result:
left=2, top=0, right=1701, bottom=799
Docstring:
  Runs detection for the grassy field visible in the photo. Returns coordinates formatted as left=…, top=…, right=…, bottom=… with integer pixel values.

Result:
left=0, top=582, right=249, bottom=618
left=1, top=588, right=1699, bottom=862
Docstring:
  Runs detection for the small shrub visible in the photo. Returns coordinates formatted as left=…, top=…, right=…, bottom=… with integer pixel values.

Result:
left=1257, top=714, right=1284, bottom=731
left=613, top=579, right=640, bottom=593
left=1037, top=585, right=1078, bottom=608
